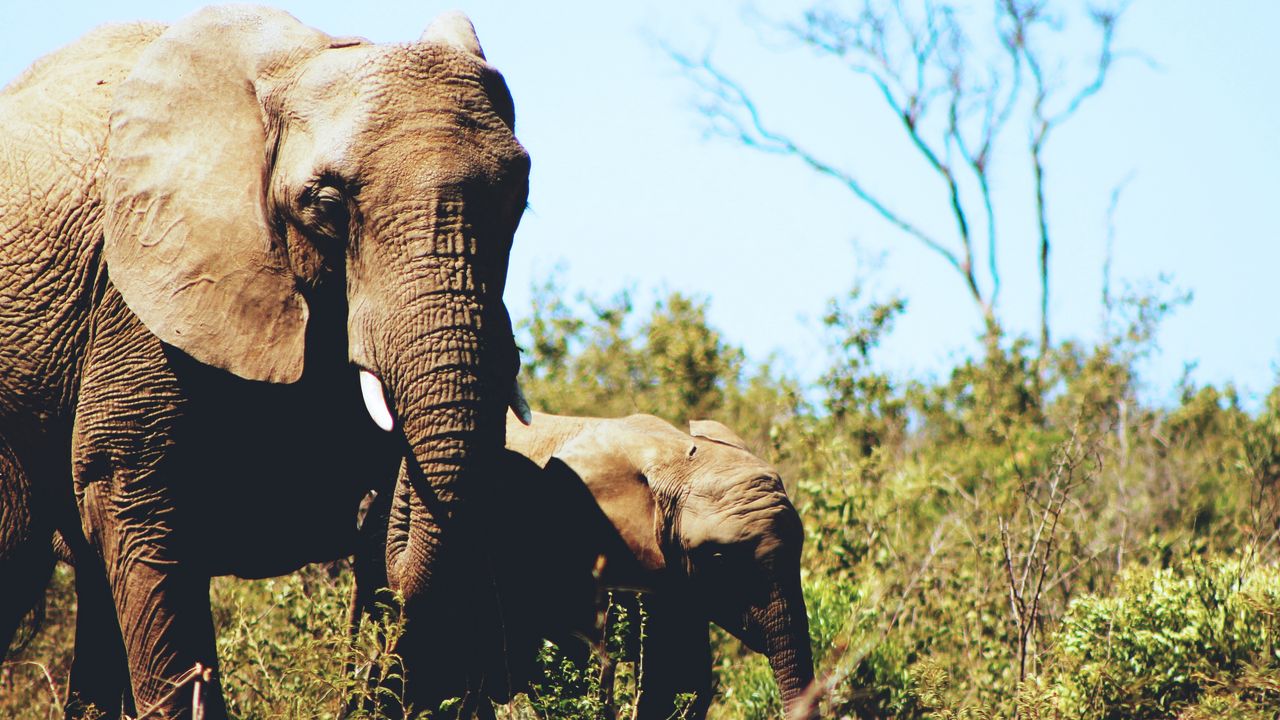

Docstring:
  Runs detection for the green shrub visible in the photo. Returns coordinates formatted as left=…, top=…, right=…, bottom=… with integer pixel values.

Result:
left=1051, top=557, right=1280, bottom=719
left=212, top=565, right=425, bottom=719
left=518, top=592, right=638, bottom=720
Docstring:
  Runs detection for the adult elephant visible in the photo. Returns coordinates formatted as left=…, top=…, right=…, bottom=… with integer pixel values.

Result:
left=0, top=6, right=530, bottom=718
left=355, top=411, right=817, bottom=720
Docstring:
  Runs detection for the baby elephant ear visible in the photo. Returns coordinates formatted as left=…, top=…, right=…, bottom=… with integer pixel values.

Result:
left=104, top=6, right=335, bottom=383
left=556, top=429, right=666, bottom=573
left=689, top=420, right=748, bottom=450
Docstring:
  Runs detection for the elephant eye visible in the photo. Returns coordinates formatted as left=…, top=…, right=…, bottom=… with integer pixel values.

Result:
left=315, top=186, right=346, bottom=213
left=306, top=184, right=350, bottom=236
left=699, top=545, right=730, bottom=568
left=314, top=185, right=341, bottom=206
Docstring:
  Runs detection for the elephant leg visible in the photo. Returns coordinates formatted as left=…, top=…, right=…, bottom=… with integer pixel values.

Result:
left=0, top=435, right=127, bottom=720
left=0, top=436, right=54, bottom=659
left=70, top=291, right=225, bottom=720
left=634, top=593, right=713, bottom=720
left=64, top=539, right=133, bottom=720
left=86, top=505, right=223, bottom=720
left=345, top=487, right=484, bottom=720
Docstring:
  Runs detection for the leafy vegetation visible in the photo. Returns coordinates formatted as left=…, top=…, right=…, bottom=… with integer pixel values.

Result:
left=3, top=275, right=1277, bottom=719
left=508, top=274, right=1280, bottom=720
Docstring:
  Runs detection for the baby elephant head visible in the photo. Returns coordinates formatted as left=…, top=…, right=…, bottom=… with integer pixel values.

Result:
left=675, top=420, right=814, bottom=716
left=552, top=415, right=816, bottom=717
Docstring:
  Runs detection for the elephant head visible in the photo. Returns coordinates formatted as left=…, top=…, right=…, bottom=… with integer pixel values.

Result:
left=102, top=5, right=527, bottom=606
left=677, top=420, right=815, bottom=718
left=519, top=413, right=817, bottom=718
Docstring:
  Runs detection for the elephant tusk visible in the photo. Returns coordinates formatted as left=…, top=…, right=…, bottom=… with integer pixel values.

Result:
left=359, top=369, right=395, bottom=432
left=510, top=377, right=532, bottom=426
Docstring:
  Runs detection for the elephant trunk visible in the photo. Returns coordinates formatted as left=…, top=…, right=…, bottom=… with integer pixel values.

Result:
left=376, top=286, right=511, bottom=706
left=348, top=197, right=515, bottom=602
left=350, top=198, right=520, bottom=707
left=754, top=577, right=817, bottom=720
left=381, top=290, right=512, bottom=604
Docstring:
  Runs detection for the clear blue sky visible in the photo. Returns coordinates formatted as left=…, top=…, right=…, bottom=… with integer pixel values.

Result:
left=4, top=2, right=1277, bottom=407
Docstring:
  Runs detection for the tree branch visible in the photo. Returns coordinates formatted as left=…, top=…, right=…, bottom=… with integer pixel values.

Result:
left=668, top=0, right=1135, bottom=351
left=1008, top=0, right=1128, bottom=358
left=668, top=47, right=972, bottom=282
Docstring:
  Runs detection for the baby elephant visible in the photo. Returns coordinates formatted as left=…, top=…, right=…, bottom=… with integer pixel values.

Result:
left=353, top=411, right=816, bottom=720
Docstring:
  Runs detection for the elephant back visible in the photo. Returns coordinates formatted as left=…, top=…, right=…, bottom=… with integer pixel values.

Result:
left=0, top=23, right=165, bottom=427
left=0, top=22, right=165, bottom=255
left=2, top=23, right=164, bottom=134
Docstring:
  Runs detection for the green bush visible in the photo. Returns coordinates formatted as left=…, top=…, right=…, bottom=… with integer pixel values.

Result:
left=211, top=564, right=419, bottom=719
left=1051, top=557, right=1280, bottom=719
left=518, top=591, right=639, bottom=720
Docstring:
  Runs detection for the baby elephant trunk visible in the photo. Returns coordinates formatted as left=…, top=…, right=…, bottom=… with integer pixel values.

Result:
left=754, top=576, right=817, bottom=719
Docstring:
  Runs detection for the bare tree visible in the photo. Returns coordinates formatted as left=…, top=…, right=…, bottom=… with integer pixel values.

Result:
left=999, top=424, right=1099, bottom=684
left=669, top=0, right=1130, bottom=357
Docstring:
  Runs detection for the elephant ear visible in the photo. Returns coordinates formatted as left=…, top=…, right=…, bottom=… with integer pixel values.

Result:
left=103, top=6, right=343, bottom=383
left=689, top=419, right=748, bottom=450
left=555, top=426, right=666, bottom=573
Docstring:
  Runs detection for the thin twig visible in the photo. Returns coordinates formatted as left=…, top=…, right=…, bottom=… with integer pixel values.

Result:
left=0, top=661, right=64, bottom=717
left=665, top=45, right=974, bottom=299
left=131, top=663, right=211, bottom=720
left=1101, top=172, right=1135, bottom=327
left=884, top=520, right=952, bottom=634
